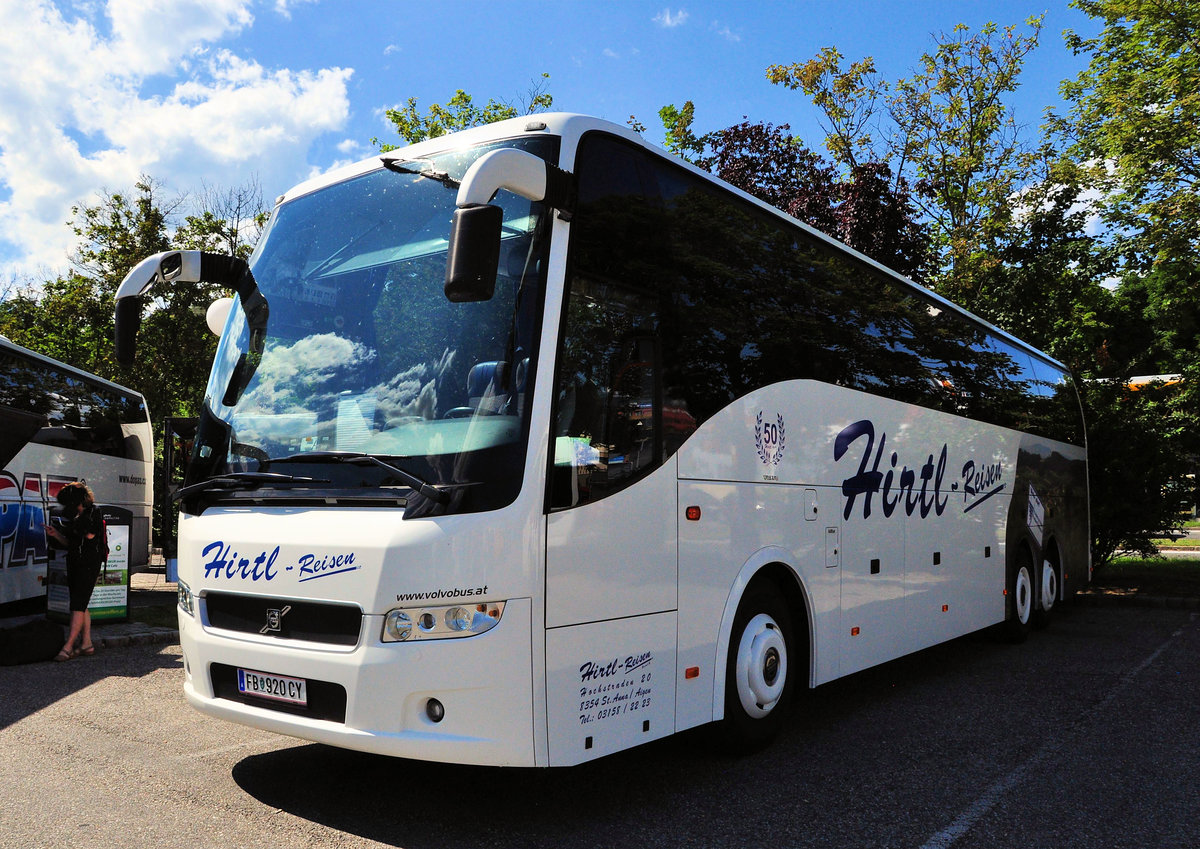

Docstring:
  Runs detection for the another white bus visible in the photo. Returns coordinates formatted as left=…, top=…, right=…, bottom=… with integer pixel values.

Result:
left=0, top=336, right=153, bottom=609
left=115, top=114, right=1088, bottom=766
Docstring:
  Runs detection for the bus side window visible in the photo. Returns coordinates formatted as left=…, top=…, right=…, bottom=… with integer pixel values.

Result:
left=551, top=292, right=662, bottom=509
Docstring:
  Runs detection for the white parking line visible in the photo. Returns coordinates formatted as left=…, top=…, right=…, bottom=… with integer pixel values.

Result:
left=919, top=613, right=1197, bottom=849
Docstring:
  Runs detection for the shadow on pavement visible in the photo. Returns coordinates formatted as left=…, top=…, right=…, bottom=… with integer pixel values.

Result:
left=231, top=733, right=718, bottom=849
left=0, top=641, right=182, bottom=731
left=229, top=624, right=1019, bottom=849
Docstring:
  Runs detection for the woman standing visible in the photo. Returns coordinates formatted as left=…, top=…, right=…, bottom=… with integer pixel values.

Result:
left=44, top=482, right=105, bottom=661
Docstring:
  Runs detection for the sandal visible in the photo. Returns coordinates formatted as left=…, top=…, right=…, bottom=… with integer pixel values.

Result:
left=54, top=647, right=75, bottom=662
left=78, top=644, right=95, bottom=656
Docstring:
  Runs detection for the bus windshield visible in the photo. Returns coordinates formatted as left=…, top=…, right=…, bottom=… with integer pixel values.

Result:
left=191, top=136, right=556, bottom=514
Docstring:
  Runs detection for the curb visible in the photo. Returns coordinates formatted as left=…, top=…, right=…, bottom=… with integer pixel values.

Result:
left=91, top=628, right=180, bottom=650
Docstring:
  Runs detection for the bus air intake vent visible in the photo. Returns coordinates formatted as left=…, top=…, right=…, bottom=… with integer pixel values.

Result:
left=204, top=592, right=362, bottom=646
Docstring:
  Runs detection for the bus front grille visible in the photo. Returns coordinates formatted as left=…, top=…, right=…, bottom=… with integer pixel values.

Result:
left=204, top=592, right=363, bottom=646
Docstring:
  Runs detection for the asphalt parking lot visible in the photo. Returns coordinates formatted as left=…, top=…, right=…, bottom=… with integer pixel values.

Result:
left=1, top=602, right=1197, bottom=849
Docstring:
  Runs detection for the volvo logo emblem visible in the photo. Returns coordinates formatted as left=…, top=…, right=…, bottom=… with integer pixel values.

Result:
left=260, top=605, right=292, bottom=634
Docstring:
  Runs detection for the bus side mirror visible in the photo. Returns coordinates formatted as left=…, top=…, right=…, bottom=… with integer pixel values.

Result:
left=113, top=251, right=267, bottom=383
left=444, top=204, right=503, bottom=303
left=114, top=251, right=201, bottom=366
left=443, top=148, right=574, bottom=304
left=115, top=296, right=144, bottom=365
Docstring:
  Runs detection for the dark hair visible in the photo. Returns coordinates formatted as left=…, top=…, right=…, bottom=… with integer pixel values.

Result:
left=56, top=481, right=95, bottom=509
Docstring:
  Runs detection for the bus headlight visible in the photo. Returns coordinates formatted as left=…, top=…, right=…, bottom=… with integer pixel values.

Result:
left=382, top=601, right=505, bottom=642
left=177, top=580, right=195, bottom=617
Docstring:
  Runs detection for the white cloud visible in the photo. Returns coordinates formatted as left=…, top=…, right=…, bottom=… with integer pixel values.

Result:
left=603, top=48, right=619, bottom=59
left=0, top=1, right=353, bottom=278
left=653, top=8, right=688, bottom=28
left=711, top=22, right=741, bottom=43
left=273, top=0, right=317, bottom=18
left=105, top=0, right=255, bottom=76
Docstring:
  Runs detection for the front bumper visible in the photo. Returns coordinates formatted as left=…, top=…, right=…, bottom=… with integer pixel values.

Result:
left=178, top=596, right=535, bottom=766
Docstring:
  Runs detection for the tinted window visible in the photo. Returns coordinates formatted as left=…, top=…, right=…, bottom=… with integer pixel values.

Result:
left=0, top=348, right=148, bottom=460
left=554, top=134, right=1082, bottom=508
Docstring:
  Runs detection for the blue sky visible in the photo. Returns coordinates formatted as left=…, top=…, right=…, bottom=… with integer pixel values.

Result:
left=0, top=1, right=1100, bottom=282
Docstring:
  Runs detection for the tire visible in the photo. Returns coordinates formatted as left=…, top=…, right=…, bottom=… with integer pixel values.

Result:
left=1032, top=552, right=1060, bottom=630
left=722, top=583, right=796, bottom=752
left=1005, top=547, right=1034, bottom=643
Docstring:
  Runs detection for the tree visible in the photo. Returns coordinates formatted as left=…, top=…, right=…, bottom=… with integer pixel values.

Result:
left=374, top=74, right=553, bottom=150
left=1082, top=378, right=1195, bottom=565
left=770, top=19, right=1044, bottom=284
left=766, top=47, right=885, bottom=171
left=1059, top=0, right=1200, bottom=557
left=699, top=120, right=931, bottom=279
left=658, top=101, right=706, bottom=162
left=175, top=178, right=268, bottom=259
left=1062, top=0, right=1200, bottom=269
left=0, top=179, right=238, bottom=422
left=947, top=156, right=1112, bottom=367
left=0, top=177, right=269, bottom=545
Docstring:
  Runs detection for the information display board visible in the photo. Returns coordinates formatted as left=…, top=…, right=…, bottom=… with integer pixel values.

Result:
left=46, top=505, right=131, bottom=622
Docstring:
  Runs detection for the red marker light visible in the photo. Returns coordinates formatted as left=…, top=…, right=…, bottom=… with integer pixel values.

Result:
left=685, top=666, right=700, bottom=679
left=685, top=506, right=702, bottom=521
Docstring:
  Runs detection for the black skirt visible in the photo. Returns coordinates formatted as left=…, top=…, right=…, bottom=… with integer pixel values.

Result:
left=67, top=558, right=102, bottom=612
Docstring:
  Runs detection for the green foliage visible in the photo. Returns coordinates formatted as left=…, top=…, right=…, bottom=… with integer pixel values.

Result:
left=1055, top=0, right=1200, bottom=562
left=1083, top=378, right=1195, bottom=565
left=944, top=156, right=1113, bottom=370
left=658, top=101, right=707, bottom=162
left=374, top=74, right=553, bottom=150
left=766, top=47, right=883, bottom=169
left=1062, top=0, right=1200, bottom=269
left=770, top=19, right=1044, bottom=283
left=893, top=19, right=1043, bottom=279
left=0, top=274, right=116, bottom=375
left=0, top=176, right=267, bottom=545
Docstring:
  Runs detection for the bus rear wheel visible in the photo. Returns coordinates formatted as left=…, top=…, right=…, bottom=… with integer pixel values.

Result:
left=722, top=584, right=795, bottom=751
left=1005, top=548, right=1034, bottom=643
left=1033, top=553, right=1060, bottom=630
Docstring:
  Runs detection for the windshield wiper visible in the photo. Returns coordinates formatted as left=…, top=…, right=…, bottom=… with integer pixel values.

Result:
left=380, top=157, right=461, bottom=189
left=269, top=451, right=451, bottom=505
left=172, top=471, right=329, bottom=502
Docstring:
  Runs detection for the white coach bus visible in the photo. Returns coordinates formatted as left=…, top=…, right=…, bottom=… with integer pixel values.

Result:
left=0, top=336, right=152, bottom=608
left=114, top=114, right=1088, bottom=766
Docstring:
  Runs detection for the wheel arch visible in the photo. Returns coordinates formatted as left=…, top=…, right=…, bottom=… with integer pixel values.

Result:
left=1007, top=537, right=1037, bottom=598
left=712, top=548, right=813, bottom=722
left=1043, top=533, right=1064, bottom=590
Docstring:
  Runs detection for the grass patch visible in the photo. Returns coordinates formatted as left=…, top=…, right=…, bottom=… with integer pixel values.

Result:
left=1091, top=557, right=1200, bottom=597
left=1153, top=537, right=1200, bottom=548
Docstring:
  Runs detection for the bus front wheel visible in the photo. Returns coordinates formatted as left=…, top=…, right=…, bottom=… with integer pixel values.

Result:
left=722, top=585, right=795, bottom=751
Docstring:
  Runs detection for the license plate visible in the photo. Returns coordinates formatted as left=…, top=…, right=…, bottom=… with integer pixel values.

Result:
left=237, top=668, right=308, bottom=706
